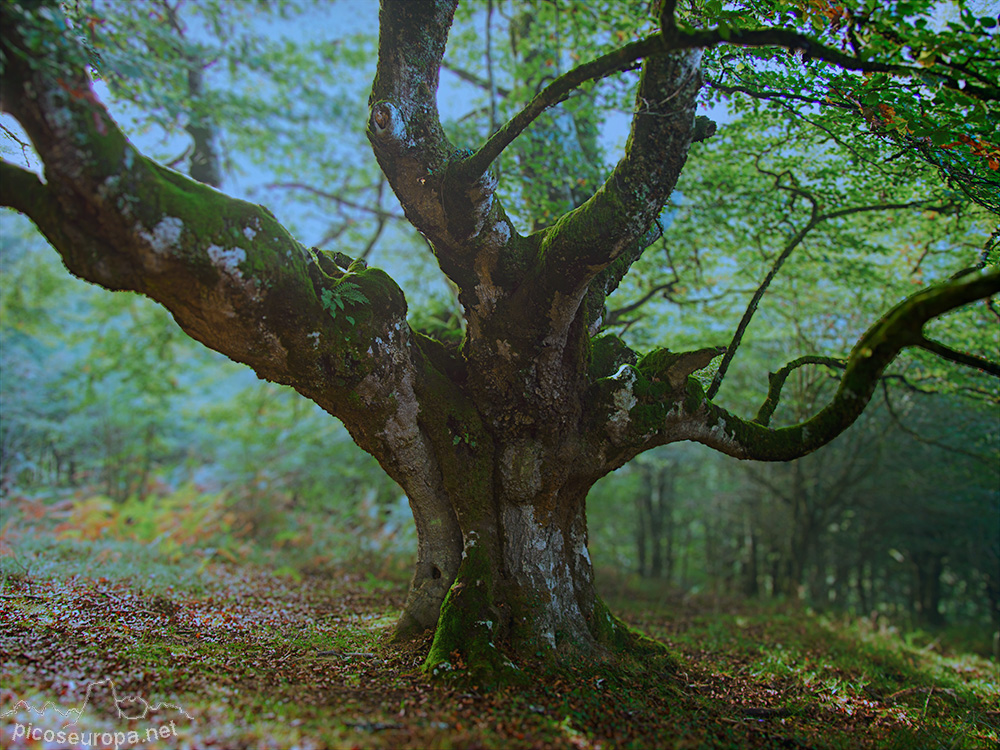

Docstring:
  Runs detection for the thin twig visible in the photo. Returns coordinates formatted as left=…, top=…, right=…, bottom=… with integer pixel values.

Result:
left=267, top=182, right=405, bottom=221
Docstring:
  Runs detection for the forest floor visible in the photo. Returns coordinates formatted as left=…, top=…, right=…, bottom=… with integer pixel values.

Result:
left=1, top=532, right=998, bottom=749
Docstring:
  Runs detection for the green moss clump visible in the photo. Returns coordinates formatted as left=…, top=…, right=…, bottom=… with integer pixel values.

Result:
left=588, top=596, right=678, bottom=678
left=636, top=348, right=678, bottom=381
left=588, top=334, right=637, bottom=380
left=424, top=544, right=522, bottom=690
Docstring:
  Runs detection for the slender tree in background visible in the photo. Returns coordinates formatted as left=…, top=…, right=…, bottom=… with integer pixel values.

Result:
left=1, top=0, right=997, bottom=683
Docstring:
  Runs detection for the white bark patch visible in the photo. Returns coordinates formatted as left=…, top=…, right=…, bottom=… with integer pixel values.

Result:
left=708, top=416, right=729, bottom=441
left=355, top=320, right=448, bottom=532
left=138, top=217, right=184, bottom=255
left=207, top=244, right=247, bottom=278
left=502, top=504, right=589, bottom=650
left=576, top=536, right=591, bottom=566
left=606, top=365, right=637, bottom=444
left=678, top=410, right=746, bottom=458
left=491, top=218, right=511, bottom=246
left=207, top=244, right=263, bottom=305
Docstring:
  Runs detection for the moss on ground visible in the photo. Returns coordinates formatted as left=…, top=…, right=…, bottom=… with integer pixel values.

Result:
left=1, top=536, right=997, bottom=749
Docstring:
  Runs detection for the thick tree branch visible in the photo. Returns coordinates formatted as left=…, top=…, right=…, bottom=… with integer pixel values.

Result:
left=366, top=0, right=460, bottom=250
left=590, top=268, right=1000, bottom=466
left=367, top=0, right=522, bottom=308
left=690, top=268, right=1000, bottom=461
left=0, top=161, right=56, bottom=223
left=0, top=2, right=423, bottom=471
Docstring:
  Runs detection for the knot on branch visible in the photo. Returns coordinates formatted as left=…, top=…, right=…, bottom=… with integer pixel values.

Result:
left=692, top=115, right=717, bottom=143
left=369, top=101, right=406, bottom=144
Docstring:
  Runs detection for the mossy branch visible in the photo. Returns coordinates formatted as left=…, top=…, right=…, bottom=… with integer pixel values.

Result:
left=528, top=49, right=702, bottom=314
left=691, top=268, right=1000, bottom=461
left=754, top=356, right=846, bottom=427
left=0, top=4, right=418, bottom=460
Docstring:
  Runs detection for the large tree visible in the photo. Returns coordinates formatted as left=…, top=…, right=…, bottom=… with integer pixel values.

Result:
left=2, top=0, right=997, bottom=683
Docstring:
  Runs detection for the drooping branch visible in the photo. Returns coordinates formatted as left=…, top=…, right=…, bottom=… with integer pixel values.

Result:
left=656, top=7, right=1000, bottom=103
left=452, top=8, right=995, bottom=190
left=0, top=8, right=497, bottom=603
left=690, top=268, right=1000, bottom=461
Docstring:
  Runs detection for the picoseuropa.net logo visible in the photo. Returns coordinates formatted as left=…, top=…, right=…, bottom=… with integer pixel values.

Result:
left=1, top=677, right=193, bottom=749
